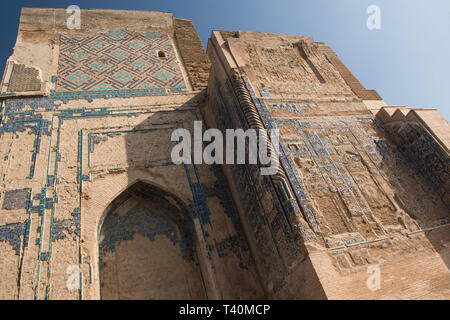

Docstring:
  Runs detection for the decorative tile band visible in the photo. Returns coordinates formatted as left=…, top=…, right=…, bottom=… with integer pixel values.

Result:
left=56, top=30, right=186, bottom=93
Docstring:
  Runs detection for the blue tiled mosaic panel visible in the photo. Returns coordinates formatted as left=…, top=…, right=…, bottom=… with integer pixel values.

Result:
left=2, top=189, right=32, bottom=210
left=0, top=220, right=30, bottom=255
left=56, top=30, right=186, bottom=92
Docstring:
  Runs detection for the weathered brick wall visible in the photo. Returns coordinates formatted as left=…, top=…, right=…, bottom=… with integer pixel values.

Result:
left=206, top=30, right=449, bottom=299
left=0, top=8, right=448, bottom=301
left=174, top=18, right=210, bottom=90
left=376, top=108, right=450, bottom=208
left=0, top=8, right=261, bottom=300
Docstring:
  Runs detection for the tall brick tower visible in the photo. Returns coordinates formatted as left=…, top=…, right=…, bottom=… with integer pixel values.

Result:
left=205, top=30, right=449, bottom=299
left=0, top=8, right=448, bottom=300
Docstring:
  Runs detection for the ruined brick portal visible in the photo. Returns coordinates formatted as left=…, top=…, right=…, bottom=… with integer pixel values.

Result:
left=99, top=181, right=206, bottom=299
left=0, top=8, right=448, bottom=300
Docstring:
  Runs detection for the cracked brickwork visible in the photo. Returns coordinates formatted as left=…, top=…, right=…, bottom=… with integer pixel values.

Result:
left=0, top=8, right=448, bottom=300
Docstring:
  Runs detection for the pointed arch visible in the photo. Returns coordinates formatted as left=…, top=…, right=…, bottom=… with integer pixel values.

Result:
left=98, top=180, right=207, bottom=299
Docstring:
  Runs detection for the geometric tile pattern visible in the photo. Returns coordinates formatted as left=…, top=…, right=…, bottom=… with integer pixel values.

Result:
left=56, top=30, right=186, bottom=92
left=8, top=63, right=41, bottom=92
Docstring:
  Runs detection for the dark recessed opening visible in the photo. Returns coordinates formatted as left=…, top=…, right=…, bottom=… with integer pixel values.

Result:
left=158, top=51, right=166, bottom=58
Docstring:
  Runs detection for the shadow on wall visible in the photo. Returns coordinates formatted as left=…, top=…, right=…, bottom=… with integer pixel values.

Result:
left=98, top=180, right=207, bottom=299
left=95, top=95, right=269, bottom=300
left=96, top=96, right=208, bottom=299
left=93, top=91, right=330, bottom=299
left=380, top=123, right=450, bottom=270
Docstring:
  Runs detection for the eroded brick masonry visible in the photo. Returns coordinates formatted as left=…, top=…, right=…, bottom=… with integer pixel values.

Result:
left=0, top=8, right=448, bottom=299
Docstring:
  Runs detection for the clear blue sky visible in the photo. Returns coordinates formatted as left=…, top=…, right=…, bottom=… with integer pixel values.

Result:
left=1, top=0, right=449, bottom=120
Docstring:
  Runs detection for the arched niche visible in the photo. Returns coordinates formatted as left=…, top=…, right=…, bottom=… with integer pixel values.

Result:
left=98, top=180, right=207, bottom=299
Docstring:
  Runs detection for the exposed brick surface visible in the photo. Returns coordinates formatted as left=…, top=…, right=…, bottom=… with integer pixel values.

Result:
left=174, top=18, right=210, bottom=90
